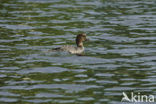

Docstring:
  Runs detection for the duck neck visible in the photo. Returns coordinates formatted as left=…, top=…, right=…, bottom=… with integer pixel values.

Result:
left=77, top=42, right=83, bottom=48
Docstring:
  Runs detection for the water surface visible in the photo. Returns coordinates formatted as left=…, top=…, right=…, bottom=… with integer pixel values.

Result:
left=0, top=0, right=156, bottom=104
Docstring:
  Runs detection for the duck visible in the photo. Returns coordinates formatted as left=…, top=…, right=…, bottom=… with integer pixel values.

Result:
left=52, top=33, right=88, bottom=54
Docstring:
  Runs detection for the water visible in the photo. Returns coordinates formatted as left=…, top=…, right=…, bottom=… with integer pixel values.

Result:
left=0, top=0, right=156, bottom=104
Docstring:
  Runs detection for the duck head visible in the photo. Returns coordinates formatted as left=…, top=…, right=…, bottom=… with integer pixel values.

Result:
left=76, top=33, right=88, bottom=47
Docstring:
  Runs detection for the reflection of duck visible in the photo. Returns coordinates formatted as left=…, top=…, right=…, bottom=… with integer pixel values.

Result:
left=53, top=33, right=88, bottom=54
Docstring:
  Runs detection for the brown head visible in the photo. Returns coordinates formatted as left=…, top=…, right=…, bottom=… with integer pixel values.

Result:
left=76, top=33, right=88, bottom=47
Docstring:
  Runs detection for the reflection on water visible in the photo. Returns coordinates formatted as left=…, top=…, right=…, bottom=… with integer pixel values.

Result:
left=0, top=0, right=156, bottom=103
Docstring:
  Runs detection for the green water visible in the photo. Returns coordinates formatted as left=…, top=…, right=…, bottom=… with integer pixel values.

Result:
left=0, top=0, right=156, bottom=104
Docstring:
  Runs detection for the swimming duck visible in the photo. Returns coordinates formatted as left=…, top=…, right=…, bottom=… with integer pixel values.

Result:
left=53, top=33, right=88, bottom=54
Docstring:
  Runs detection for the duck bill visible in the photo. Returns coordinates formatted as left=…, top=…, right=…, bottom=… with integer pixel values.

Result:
left=85, top=38, right=89, bottom=41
